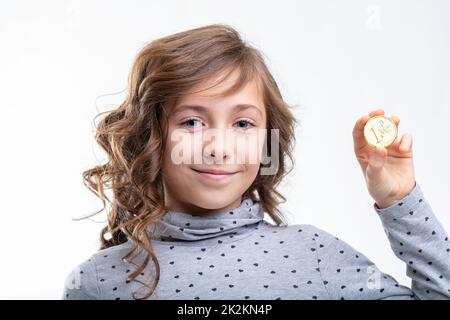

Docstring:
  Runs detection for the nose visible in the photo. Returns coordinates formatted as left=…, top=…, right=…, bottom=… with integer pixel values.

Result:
left=203, top=128, right=234, bottom=165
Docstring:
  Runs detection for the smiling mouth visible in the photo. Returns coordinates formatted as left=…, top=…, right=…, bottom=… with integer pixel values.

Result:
left=191, top=168, right=238, bottom=181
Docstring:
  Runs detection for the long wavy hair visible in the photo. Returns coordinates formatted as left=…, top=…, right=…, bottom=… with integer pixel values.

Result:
left=82, top=23, right=298, bottom=299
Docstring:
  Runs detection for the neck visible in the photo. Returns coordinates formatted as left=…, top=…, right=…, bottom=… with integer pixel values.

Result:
left=147, top=196, right=264, bottom=243
left=164, top=193, right=244, bottom=217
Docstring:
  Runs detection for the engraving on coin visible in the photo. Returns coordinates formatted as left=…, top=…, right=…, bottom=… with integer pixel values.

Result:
left=363, top=115, right=397, bottom=148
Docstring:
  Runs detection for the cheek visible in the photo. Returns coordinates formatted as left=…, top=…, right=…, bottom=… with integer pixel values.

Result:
left=165, top=129, right=200, bottom=165
left=235, top=130, right=266, bottom=165
left=161, top=146, right=194, bottom=192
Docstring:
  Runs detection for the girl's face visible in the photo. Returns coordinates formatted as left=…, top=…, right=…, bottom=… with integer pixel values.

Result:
left=161, top=69, right=267, bottom=216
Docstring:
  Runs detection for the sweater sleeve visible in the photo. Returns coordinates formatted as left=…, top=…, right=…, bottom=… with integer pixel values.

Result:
left=62, top=256, right=100, bottom=300
left=310, top=181, right=450, bottom=300
left=373, top=181, right=450, bottom=299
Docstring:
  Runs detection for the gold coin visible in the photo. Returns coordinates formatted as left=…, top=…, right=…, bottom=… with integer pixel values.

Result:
left=363, top=115, right=398, bottom=148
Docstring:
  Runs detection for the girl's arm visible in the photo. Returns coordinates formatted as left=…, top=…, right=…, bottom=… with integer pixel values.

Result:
left=312, top=181, right=450, bottom=299
left=374, top=181, right=449, bottom=299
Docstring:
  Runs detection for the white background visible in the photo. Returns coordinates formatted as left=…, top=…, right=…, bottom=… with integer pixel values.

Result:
left=0, top=0, right=449, bottom=299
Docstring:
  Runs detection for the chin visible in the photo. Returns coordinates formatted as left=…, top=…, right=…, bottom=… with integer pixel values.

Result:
left=190, top=191, right=239, bottom=211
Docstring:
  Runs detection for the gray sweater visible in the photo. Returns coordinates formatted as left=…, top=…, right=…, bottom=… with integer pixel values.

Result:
left=62, top=181, right=450, bottom=300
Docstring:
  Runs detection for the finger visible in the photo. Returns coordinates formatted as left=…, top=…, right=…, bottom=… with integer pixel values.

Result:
left=367, top=146, right=387, bottom=173
left=369, top=109, right=385, bottom=117
left=390, top=115, right=400, bottom=127
left=352, top=114, right=371, bottom=152
left=386, top=132, right=413, bottom=157
left=352, top=114, right=371, bottom=138
left=399, top=133, right=413, bottom=152
left=373, top=145, right=387, bottom=158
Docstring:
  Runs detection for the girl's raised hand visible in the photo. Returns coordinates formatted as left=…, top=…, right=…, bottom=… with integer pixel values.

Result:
left=352, top=109, right=416, bottom=209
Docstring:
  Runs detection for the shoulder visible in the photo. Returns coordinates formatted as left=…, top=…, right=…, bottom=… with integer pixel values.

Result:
left=62, top=254, right=99, bottom=300
left=260, top=221, right=373, bottom=260
left=256, top=221, right=342, bottom=252
left=296, top=224, right=378, bottom=269
left=278, top=223, right=383, bottom=279
left=259, top=220, right=340, bottom=241
left=62, top=241, right=133, bottom=300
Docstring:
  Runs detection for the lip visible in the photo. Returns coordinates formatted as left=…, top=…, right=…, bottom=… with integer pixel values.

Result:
left=191, top=168, right=238, bottom=182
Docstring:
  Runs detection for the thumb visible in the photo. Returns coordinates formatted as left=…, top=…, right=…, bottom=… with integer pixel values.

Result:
left=366, top=146, right=387, bottom=178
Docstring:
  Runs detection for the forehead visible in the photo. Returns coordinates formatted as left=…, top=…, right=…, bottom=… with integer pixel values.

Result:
left=171, top=68, right=265, bottom=115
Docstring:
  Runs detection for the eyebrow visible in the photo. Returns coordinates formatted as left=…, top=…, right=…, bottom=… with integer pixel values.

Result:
left=172, top=103, right=263, bottom=117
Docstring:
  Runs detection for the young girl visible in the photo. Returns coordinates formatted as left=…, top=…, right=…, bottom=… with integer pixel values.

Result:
left=62, top=24, right=450, bottom=300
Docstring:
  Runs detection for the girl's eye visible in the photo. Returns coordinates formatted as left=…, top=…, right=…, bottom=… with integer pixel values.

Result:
left=180, top=119, right=255, bottom=130
left=181, top=118, right=203, bottom=129
left=234, top=120, right=255, bottom=130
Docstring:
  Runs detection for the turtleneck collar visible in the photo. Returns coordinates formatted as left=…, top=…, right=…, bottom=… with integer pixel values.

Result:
left=147, top=197, right=264, bottom=243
